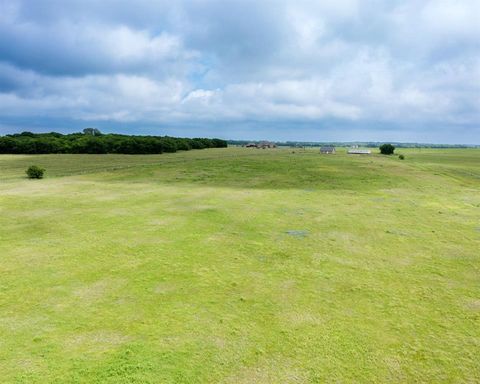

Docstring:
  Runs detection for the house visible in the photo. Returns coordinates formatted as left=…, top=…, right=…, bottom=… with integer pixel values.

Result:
left=258, top=141, right=276, bottom=149
left=320, top=146, right=336, bottom=154
left=244, top=141, right=276, bottom=148
left=348, top=149, right=371, bottom=155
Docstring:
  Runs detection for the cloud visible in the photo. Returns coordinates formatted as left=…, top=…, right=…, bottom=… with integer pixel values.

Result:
left=0, top=0, right=478, bottom=142
left=0, top=18, right=192, bottom=75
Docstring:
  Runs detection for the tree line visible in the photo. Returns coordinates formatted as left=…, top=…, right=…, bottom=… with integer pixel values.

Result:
left=228, top=140, right=478, bottom=148
left=0, top=130, right=228, bottom=154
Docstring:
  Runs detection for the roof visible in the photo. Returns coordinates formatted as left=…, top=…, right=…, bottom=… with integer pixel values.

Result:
left=348, top=149, right=371, bottom=154
left=320, top=146, right=335, bottom=151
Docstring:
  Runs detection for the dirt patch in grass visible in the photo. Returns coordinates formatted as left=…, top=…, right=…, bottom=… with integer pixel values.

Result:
left=12, top=357, right=45, bottom=375
left=283, top=311, right=324, bottom=327
left=0, top=314, right=50, bottom=332
left=465, top=299, right=480, bottom=311
left=73, top=278, right=126, bottom=304
left=64, top=331, right=131, bottom=354
left=223, top=357, right=308, bottom=384
left=385, top=229, right=410, bottom=237
left=153, top=282, right=177, bottom=294
left=149, top=218, right=173, bottom=226
left=285, top=230, right=309, bottom=237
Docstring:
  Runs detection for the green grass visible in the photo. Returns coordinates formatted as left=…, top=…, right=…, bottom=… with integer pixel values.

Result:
left=0, top=148, right=479, bottom=383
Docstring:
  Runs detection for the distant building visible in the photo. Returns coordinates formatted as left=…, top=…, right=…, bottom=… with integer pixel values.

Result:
left=348, top=149, right=371, bottom=155
left=320, top=146, right=336, bottom=154
left=258, top=141, right=277, bottom=149
left=244, top=141, right=276, bottom=148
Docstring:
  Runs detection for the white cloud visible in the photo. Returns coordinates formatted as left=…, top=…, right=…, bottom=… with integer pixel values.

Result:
left=0, top=0, right=479, bottom=141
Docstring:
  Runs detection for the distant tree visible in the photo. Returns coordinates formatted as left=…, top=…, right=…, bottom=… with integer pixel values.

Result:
left=26, top=165, right=45, bottom=179
left=399, top=154, right=405, bottom=160
left=379, top=143, right=395, bottom=155
left=212, top=138, right=228, bottom=148
left=48, top=132, right=63, bottom=138
left=72, top=137, right=107, bottom=154
left=0, top=137, right=16, bottom=153
left=16, top=138, right=38, bottom=154
left=0, top=131, right=227, bottom=154
left=159, top=137, right=178, bottom=153
left=189, top=139, right=205, bottom=149
left=83, top=128, right=102, bottom=136
left=176, top=139, right=192, bottom=151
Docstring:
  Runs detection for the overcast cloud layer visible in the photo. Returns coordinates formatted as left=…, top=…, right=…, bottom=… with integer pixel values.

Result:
left=0, top=0, right=479, bottom=142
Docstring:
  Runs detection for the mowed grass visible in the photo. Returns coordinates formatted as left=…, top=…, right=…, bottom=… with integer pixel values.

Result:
left=0, top=148, right=479, bottom=383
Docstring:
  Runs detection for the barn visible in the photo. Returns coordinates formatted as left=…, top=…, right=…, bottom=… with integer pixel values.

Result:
left=320, top=146, right=336, bottom=154
left=245, top=141, right=276, bottom=148
left=258, top=141, right=276, bottom=149
left=348, top=149, right=371, bottom=154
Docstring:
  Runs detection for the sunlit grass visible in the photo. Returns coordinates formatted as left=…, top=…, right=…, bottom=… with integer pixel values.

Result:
left=0, top=148, right=479, bottom=383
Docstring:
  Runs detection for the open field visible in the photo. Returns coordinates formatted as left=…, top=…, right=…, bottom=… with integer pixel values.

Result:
left=0, top=147, right=479, bottom=383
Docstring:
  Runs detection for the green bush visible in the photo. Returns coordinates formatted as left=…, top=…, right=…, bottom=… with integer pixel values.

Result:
left=399, top=154, right=405, bottom=160
left=379, top=143, right=395, bottom=155
left=26, top=165, right=45, bottom=179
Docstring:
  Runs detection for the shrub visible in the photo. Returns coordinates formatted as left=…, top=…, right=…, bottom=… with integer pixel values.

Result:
left=379, top=143, right=395, bottom=155
left=399, top=154, right=405, bottom=160
left=26, top=165, right=45, bottom=179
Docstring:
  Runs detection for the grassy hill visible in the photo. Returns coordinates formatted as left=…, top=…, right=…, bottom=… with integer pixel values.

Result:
left=0, top=148, right=479, bottom=383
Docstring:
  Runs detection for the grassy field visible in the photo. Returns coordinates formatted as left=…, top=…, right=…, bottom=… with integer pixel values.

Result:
left=0, top=147, right=479, bottom=383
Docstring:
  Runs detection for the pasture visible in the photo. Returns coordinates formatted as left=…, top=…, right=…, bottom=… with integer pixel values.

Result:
left=0, top=147, right=479, bottom=383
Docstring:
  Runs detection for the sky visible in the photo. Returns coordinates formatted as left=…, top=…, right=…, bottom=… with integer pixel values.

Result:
left=0, top=0, right=479, bottom=143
